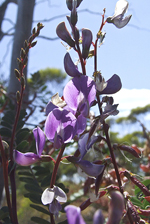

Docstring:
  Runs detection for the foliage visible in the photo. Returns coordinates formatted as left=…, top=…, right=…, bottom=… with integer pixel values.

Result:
left=0, top=1, right=150, bottom=224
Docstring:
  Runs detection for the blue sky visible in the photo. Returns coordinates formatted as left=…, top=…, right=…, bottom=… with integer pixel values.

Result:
left=0, top=0, right=150, bottom=123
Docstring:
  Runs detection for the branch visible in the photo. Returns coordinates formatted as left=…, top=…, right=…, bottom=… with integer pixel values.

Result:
left=0, top=0, right=17, bottom=41
left=37, top=35, right=58, bottom=41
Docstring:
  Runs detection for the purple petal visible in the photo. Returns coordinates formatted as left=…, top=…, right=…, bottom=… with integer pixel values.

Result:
left=56, top=22, right=75, bottom=47
left=13, top=150, right=40, bottom=166
left=93, top=209, right=104, bottom=224
left=49, top=200, right=62, bottom=217
left=46, top=101, right=58, bottom=116
left=107, top=191, right=124, bottom=224
left=33, top=127, right=45, bottom=156
left=77, top=160, right=105, bottom=177
left=78, top=133, right=99, bottom=160
left=76, top=114, right=87, bottom=135
left=63, top=76, right=96, bottom=116
left=64, top=53, right=82, bottom=78
left=45, top=108, right=77, bottom=149
left=100, top=74, right=122, bottom=94
left=65, top=205, right=86, bottom=224
left=82, top=29, right=93, bottom=59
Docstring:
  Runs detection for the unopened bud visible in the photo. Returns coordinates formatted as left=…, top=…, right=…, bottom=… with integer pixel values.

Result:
left=24, top=40, right=28, bottom=48
left=31, top=41, right=37, bottom=48
left=32, top=27, right=36, bottom=34
left=70, top=2, right=78, bottom=26
left=21, top=77, right=25, bottom=88
left=20, top=48, right=26, bottom=59
left=14, top=69, right=20, bottom=79
left=82, top=29, right=93, bottom=59
left=16, top=91, right=21, bottom=103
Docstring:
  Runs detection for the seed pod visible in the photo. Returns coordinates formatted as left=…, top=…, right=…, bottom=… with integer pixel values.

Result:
left=113, top=143, right=140, bottom=158
left=21, top=76, right=25, bottom=88
left=130, top=176, right=150, bottom=196
left=137, top=207, right=150, bottom=217
left=127, top=200, right=140, bottom=223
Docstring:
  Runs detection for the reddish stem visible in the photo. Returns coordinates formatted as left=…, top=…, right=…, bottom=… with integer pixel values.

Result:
left=0, top=136, right=14, bottom=223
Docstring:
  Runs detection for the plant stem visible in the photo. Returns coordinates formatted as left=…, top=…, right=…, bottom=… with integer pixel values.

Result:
left=72, top=26, right=86, bottom=75
left=50, top=144, right=66, bottom=188
left=0, top=136, right=14, bottom=223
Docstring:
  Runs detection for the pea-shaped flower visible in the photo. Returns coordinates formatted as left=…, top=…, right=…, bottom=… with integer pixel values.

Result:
left=106, top=0, right=132, bottom=28
left=41, top=185, right=67, bottom=217
left=45, top=108, right=77, bottom=149
left=13, top=127, right=45, bottom=166
left=63, top=75, right=96, bottom=117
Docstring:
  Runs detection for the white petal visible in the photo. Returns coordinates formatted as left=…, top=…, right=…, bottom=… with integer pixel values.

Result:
left=54, top=186, right=67, bottom=203
left=114, top=0, right=129, bottom=17
left=41, top=188, right=55, bottom=205
left=113, top=15, right=132, bottom=28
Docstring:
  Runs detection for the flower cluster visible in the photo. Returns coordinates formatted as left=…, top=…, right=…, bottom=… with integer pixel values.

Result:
left=12, top=0, right=134, bottom=223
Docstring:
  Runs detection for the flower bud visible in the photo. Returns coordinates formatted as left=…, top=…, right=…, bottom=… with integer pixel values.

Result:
left=82, top=29, right=93, bottom=59
left=56, top=22, right=75, bottom=47
left=70, top=1, right=78, bottom=26
left=14, top=69, right=20, bottom=80
left=66, top=0, right=83, bottom=11
left=107, top=191, right=124, bottom=224
left=16, top=91, right=21, bottom=103
left=93, top=209, right=104, bottom=224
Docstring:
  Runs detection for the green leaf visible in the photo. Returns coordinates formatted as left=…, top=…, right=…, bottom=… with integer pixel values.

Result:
left=31, top=217, right=50, bottom=224
left=0, top=210, right=9, bottom=220
left=41, top=174, right=51, bottom=187
left=24, top=184, right=42, bottom=194
left=16, top=130, right=30, bottom=144
left=19, top=177, right=38, bottom=186
left=130, top=196, right=143, bottom=208
left=30, top=204, right=50, bottom=215
left=58, top=220, right=68, bottom=224
left=18, top=171, right=32, bottom=176
left=1, top=121, right=12, bottom=129
left=0, top=127, right=12, bottom=137
left=16, top=140, right=29, bottom=151
left=24, top=193, right=41, bottom=204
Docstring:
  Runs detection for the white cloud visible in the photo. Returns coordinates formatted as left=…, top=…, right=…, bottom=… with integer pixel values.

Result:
left=112, top=88, right=150, bottom=117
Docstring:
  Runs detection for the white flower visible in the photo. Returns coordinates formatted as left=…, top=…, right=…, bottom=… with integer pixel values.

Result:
left=106, top=0, right=132, bottom=28
left=41, top=185, right=67, bottom=205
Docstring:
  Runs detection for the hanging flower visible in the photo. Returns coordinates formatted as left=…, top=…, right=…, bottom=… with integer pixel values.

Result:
left=63, top=75, right=96, bottom=117
left=106, top=0, right=132, bottom=28
left=41, top=185, right=67, bottom=217
left=13, top=127, right=45, bottom=166
left=45, top=108, right=77, bottom=149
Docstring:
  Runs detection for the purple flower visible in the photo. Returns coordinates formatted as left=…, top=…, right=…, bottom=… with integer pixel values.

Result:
left=63, top=76, right=96, bottom=117
left=78, top=133, right=99, bottom=160
left=65, top=205, right=86, bottom=224
left=13, top=127, right=45, bottom=166
left=107, top=191, right=125, bottom=224
left=64, top=53, right=82, bottom=78
left=106, top=0, right=132, bottom=29
left=56, top=22, right=75, bottom=47
left=67, top=156, right=105, bottom=178
left=65, top=205, right=104, bottom=224
left=41, top=185, right=67, bottom=217
left=82, top=29, right=93, bottom=59
left=45, top=108, right=77, bottom=149
left=95, top=74, right=122, bottom=95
